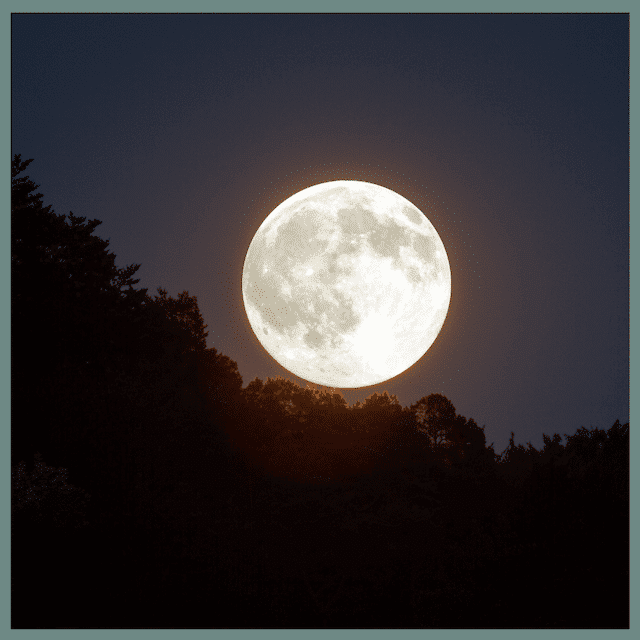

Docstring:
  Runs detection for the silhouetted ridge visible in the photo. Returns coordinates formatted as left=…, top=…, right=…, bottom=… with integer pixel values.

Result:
left=11, top=156, right=628, bottom=628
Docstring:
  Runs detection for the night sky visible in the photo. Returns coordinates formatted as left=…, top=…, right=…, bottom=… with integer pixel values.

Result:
left=11, top=13, right=629, bottom=456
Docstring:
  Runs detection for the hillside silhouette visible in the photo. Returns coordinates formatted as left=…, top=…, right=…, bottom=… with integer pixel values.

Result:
left=11, top=155, right=629, bottom=629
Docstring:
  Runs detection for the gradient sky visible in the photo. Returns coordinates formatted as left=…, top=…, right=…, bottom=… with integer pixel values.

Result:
left=11, top=13, right=629, bottom=455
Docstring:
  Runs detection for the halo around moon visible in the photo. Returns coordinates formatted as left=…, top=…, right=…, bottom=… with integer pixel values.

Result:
left=242, top=180, right=451, bottom=388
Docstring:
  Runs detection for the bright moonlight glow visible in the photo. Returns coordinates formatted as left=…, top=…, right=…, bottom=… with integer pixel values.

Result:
left=242, top=180, right=451, bottom=388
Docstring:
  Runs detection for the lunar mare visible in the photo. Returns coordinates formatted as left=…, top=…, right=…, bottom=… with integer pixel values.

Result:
left=242, top=180, right=451, bottom=388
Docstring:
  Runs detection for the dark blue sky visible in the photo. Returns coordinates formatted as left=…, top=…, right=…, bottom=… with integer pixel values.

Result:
left=12, top=14, right=629, bottom=454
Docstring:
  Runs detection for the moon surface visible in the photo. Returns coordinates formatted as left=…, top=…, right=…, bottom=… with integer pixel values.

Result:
left=242, top=180, right=451, bottom=388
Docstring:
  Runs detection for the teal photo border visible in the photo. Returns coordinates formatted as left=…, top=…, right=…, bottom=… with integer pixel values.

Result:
left=4, top=1, right=634, bottom=637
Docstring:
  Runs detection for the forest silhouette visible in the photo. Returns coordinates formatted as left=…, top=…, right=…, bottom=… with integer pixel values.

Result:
left=11, top=155, right=629, bottom=629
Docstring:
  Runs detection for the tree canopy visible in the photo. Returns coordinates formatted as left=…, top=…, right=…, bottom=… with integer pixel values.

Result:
left=11, top=154, right=628, bottom=629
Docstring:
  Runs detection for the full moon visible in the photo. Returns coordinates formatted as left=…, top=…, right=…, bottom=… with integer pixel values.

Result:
left=242, top=180, right=451, bottom=388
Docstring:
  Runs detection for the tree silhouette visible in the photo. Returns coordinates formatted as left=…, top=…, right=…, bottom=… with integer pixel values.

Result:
left=409, top=393, right=458, bottom=449
left=11, top=155, right=150, bottom=463
left=151, top=287, right=209, bottom=354
left=11, top=155, right=629, bottom=628
left=196, top=347, right=243, bottom=414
